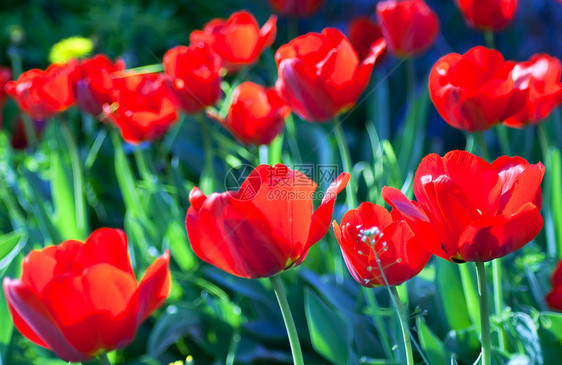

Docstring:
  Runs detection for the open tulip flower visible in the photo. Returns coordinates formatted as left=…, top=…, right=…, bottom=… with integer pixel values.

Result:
left=455, top=0, right=518, bottom=31
left=5, top=60, right=77, bottom=121
left=268, top=0, right=324, bottom=17
left=163, top=43, right=223, bottom=114
left=2, top=228, right=171, bottom=363
left=333, top=202, right=431, bottom=287
left=429, top=46, right=526, bottom=132
left=103, top=72, right=178, bottom=144
left=72, top=54, right=125, bottom=118
left=208, top=81, right=290, bottom=146
left=504, top=54, right=562, bottom=127
left=376, top=0, right=439, bottom=58
left=275, top=28, right=386, bottom=122
left=189, top=10, right=277, bottom=74
left=382, top=150, right=544, bottom=263
left=546, top=261, right=562, bottom=310
left=186, top=164, right=350, bottom=278
left=348, top=17, right=386, bottom=62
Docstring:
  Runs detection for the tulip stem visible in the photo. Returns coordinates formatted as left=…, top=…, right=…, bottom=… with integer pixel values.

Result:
left=333, top=117, right=357, bottom=209
left=270, top=275, right=304, bottom=365
left=197, top=113, right=217, bottom=194
left=474, top=132, right=491, bottom=161
left=363, top=287, right=394, bottom=359
left=492, top=258, right=507, bottom=350
left=484, top=31, right=495, bottom=49
left=285, top=114, right=302, bottom=164
left=475, top=261, right=491, bottom=365
left=390, top=286, right=414, bottom=365
left=98, top=353, right=111, bottom=365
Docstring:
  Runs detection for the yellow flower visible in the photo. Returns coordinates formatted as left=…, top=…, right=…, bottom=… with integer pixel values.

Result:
left=48, top=36, right=93, bottom=64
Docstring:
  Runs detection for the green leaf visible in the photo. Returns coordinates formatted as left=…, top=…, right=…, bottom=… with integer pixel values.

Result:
left=436, top=260, right=472, bottom=331
left=550, top=148, right=562, bottom=259
left=458, top=263, right=481, bottom=336
left=417, top=317, right=449, bottom=365
left=0, top=231, right=24, bottom=262
left=305, top=288, right=352, bottom=364
left=0, top=254, right=22, bottom=365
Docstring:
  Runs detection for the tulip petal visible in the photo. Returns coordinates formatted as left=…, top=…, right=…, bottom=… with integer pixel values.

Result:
left=458, top=202, right=543, bottom=261
left=41, top=264, right=137, bottom=355
left=546, top=287, right=562, bottom=311
left=3, top=278, right=89, bottom=362
left=135, top=250, right=171, bottom=323
left=75, top=228, right=134, bottom=277
left=305, top=172, right=350, bottom=250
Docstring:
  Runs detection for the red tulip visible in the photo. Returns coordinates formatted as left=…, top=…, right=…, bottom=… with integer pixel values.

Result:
left=382, top=150, right=544, bottom=263
left=5, top=60, right=77, bottom=120
left=268, top=0, right=324, bottom=17
left=2, top=228, right=171, bottom=363
left=72, top=54, right=125, bottom=117
left=275, top=28, right=386, bottom=122
left=504, top=54, right=562, bottom=127
left=163, top=44, right=223, bottom=114
left=103, top=72, right=178, bottom=144
left=208, top=81, right=290, bottom=146
left=348, top=17, right=386, bottom=62
left=456, top=0, right=518, bottom=31
left=429, top=46, right=526, bottom=132
left=190, top=11, right=277, bottom=73
left=332, top=202, right=431, bottom=287
left=546, top=261, right=562, bottom=310
left=376, top=0, right=439, bottom=57
left=186, top=164, right=350, bottom=278
left=0, top=66, right=11, bottom=104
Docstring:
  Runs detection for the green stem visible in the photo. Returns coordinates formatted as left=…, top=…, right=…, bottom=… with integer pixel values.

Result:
left=492, top=259, right=506, bottom=350
left=390, top=286, right=414, bottom=365
left=99, top=353, right=111, bottom=365
left=133, top=146, right=154, bottom=184
left=484, top=31, right=496, bottom=49
left=474, top=132, right=491, bottom=161
left=333, top=117, right=357, bottom=209
left=270, top=275, right=304, bottom=365
left=363, top=287, right=394, bottom=359
left=285, top=114, right=302, bottom=164
left=60, top=119, right=89, bottom=239
left=259, top=145, right=269, bottom=165
left=495, top=126, right=511, bottom=156
left=475, top=262, right=491, bottom=365
left=197, top=114, right=217, bottom=194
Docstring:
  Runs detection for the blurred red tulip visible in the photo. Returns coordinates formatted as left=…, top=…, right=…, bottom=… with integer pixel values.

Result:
left=190, top=11, right=277, bottom=73
left=9, top=116, right=46, bottom=150
left=429, top=46, right=526, bottom=132
left=186, top=164, right=350, bottom=278
left=0, top=67, right=11, bottom=104
left=275, top=28, right=386, bottom=122
left=546, top=261, right=562, bottom=310
left=3, top=228, right=171, bottom=363
left=0, top=66, right=11, bottom=128
left=103, top=72, right=179, bottom=144
left=269, top=0, right=324, bottom=17
left=348, top=17, right=386, bottom=62
left=5, top=60, right=77, bottom=120
left=208, top=81, right=290, bottom=146
left=163, top=44, right=223, bottom=114
left=72, top=54, right=125, bottom=117
left=504, top=54, right=562, bottom=127
left=333, top=202, right=431, bottom=287
left=376, top=0, right=439, bottom=57
left=456, top=0, right=518, bottom=31
left=383, top=150, right=544, bottom=263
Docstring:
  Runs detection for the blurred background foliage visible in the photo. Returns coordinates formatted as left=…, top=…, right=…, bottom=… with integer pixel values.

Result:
left=1, top=1, right=562, bottom=365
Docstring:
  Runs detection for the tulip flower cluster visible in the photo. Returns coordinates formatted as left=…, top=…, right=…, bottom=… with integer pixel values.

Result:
left=1, top=1, right=562, bottom=365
